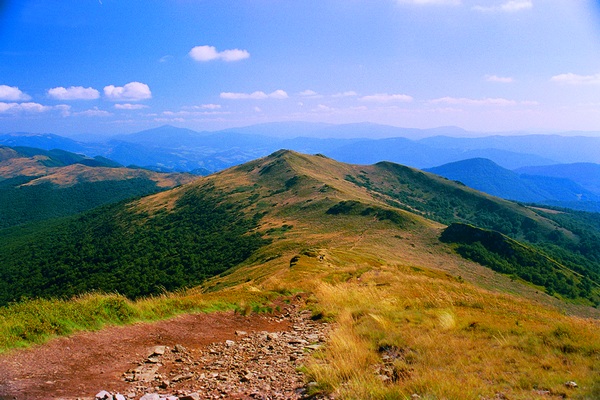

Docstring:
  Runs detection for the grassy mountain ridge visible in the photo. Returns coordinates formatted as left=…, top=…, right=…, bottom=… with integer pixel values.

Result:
left=2, top=150, right=600, bottom=398
left=3, top=149, right=598, bottom=305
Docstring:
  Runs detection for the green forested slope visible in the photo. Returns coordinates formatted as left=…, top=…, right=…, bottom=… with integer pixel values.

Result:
left=0, top=183, right=268, bottom=306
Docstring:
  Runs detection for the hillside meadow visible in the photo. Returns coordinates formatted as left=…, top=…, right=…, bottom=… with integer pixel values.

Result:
left=0, top=151, right=598, bottom=399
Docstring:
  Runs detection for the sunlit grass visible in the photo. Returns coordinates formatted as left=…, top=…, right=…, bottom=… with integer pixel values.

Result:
left=304, top=265, right=600, bottom=399
left=0, top=289, right=278, bottom=353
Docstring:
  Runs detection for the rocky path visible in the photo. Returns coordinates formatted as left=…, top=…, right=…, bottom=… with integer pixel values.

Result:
left=0, top=301, right=329, bottom=400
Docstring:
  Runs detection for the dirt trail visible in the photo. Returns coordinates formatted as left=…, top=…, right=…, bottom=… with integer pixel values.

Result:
left=0, top=306, right=319, bottom=400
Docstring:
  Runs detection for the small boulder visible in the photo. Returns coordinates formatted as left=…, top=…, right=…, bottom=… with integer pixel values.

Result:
left=95, top=390, right=112, bottom=400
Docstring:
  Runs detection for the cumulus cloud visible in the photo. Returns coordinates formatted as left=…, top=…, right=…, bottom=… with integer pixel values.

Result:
left=114, top=103, right=149, bottom=110
left=332, top=91, right=358, bottom=98
left=220, top=90, right=288, bottom=100
left=104, top=82, right=152, bottom=101
left=189, top=45, right=250, bottom=62
left=473, top=0, right=532, bottom=13
left=429, top=96, right=537, bottom=106
left=74, top=107, right=112, bottom=117
left=299, top=90, right=321, bottom=97
left=360, top=93, right=413, bottom=102
left=47, top=86, right=100, bottom=100
left=182, top=104, right=222, bottom=110
left=550, top=72, right=600, bottom=85
left=0, top=102, right=50, bottom=113
left=0, top=85, right=31, bottom=101
left=485, top=75, right=514, bottom=83
left=397, top=0, right=461, bottom=5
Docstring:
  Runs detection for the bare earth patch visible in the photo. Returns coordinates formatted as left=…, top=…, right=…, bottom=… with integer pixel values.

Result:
left=0, top=304, right=327, bottom=400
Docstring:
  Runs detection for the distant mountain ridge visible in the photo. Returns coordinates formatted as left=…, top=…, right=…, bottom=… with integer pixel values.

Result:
left=2, top=123, right=600, bottom=176
left=0, top=145, right=196, bottom=228
left=426, top=158, right=600, bottom=212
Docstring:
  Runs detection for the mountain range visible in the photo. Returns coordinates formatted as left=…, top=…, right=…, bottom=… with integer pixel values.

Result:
left=2, top=123, right=599, bottom=174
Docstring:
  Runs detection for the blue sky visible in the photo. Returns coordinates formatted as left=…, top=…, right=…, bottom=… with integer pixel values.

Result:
left=1, top=0, right=600, bottom=137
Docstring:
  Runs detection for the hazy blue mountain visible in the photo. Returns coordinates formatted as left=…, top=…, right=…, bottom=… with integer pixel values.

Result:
left=2, top=124, right=597, bottom=174
left=425, top=158, right=600, bottom=207
left=324, top=137, right=444, bottom=168
left=515, top=163, right=600, bottom=195
left=8, top=146, right=122, bottom=168
left=0, top=132, right=91, bottom=154
left=221, top=122, right=469, bottom=139
left=420, top=135, right=600, bottom=164
left=456, top=148, right=555, bottom=169
left=111, top=125, right=211, bottom=146
left=323, top=138, right=555, bottom=169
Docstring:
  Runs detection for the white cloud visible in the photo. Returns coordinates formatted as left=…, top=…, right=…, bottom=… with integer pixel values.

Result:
left=182, top=104, right=222, bottom=110
left=0, top=85, right=31, bottom=101
left=220, top=90, right=288, bottom=100
left=550, top=72, right=600, bottom=85
left=114, top=103, right=149, bottom=110
left=299, top=89, right=321, bottom=98
left=360, top=93, right=413, bottom=102
left=159, top=55, right=173, bottom=63
left=162, top=110, right=229, bottom=117
left=332, top=91, right=358, bottom=98
left=104, top=82, right=152, bottom=101
left=189, top=45, right=250, bottom=62
left=55, top=104, right=72, bottom=117
left=485, top=74, right=514, bottom=83
left=74, top=107, right=112, bottom=117
left=473, top=0, right=532, bottom=13
left=314, top=104, right=334, bottom=112
left=0, top=102, right=50, bottom=113
left=429, top=96, right=537, bottom=106
left=254, top=106, right=262, bottom=112
left=47, top=86, right=100, bottom=100
left=397, top=0, right=461, bottom=5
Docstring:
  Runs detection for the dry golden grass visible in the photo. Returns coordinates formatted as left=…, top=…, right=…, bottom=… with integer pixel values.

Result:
left=302, top=265, right=600, bottom=399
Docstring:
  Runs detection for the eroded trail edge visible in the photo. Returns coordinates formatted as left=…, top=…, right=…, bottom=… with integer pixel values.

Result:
left=0, top=302, right=329, bottom=400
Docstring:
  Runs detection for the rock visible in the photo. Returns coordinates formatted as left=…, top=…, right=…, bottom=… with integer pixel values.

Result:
left=565, top=381, right=578, bottom=388
left=173, top=344, right=187, bottom=353
left=149, top=346, right=166, bottom=357
left=114, top=394, right=126, bottom=400
left=139, top=394, right=161, bottom=400
left=304, top=344, right=322, bottom=351
left=112, top=302, right=329, bottom=400
left=179, top=395, right=200, bottom=400
left=95, top=390, right=112, bottom=400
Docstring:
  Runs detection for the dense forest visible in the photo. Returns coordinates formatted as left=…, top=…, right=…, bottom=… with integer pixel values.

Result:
left=0, top=184, right=268, bottom=306
left=0, top=177, right=165, bottom=229
left=441, top=223, right=599, bottom=304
